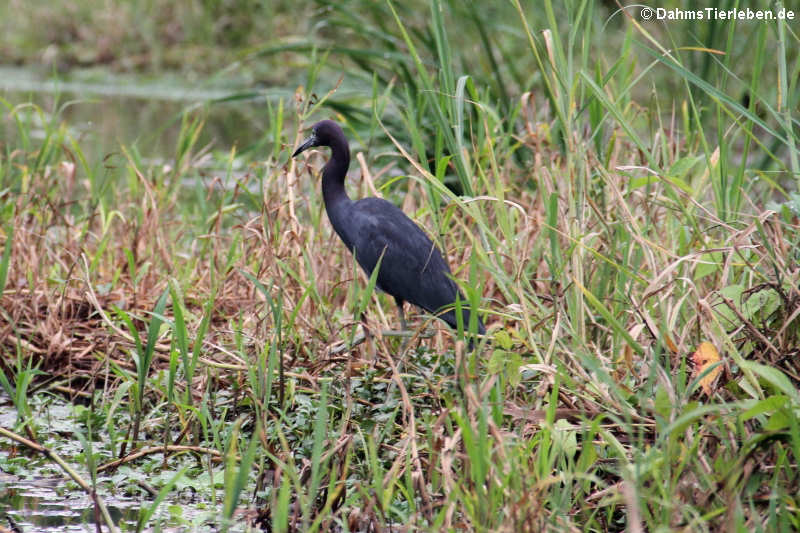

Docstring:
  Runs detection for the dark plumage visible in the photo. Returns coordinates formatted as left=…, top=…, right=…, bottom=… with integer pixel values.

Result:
left=292, top=120, right=484, bottom=338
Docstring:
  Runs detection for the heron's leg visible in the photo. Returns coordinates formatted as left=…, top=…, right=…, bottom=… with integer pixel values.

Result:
left=394, top=297, right=408, bottom=331
left=394, top=297, right=411, bottom=355
left=357, top=310, right=377, bottom=359
left=358, top=310, right=370, bottom=338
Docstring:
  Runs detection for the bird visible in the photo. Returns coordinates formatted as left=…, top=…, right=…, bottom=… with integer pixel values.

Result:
left=292, top=119, right=485, bottom=342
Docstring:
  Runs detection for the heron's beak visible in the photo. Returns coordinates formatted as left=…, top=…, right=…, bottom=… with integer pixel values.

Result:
left=292, top=134, right=317, bottom=157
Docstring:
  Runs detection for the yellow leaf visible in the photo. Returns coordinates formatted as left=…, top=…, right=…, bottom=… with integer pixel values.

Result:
left=664, top=333, right=679, bottom=355
left=691, top=342, right=721, bottom=395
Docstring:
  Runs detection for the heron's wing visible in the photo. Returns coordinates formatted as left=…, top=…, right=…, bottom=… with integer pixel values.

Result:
left=346, top=198, right=459, bottom=316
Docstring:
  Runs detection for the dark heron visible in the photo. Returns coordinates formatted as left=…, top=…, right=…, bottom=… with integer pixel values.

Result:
left=292, top=120, right=485, bottom=341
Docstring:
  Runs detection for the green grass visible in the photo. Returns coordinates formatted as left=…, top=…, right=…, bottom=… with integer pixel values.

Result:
left=1, top=0, right=800, bottom=531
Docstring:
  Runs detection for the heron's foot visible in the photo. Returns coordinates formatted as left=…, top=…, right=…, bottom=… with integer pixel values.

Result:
left=329, top=328, right=435, bottom=355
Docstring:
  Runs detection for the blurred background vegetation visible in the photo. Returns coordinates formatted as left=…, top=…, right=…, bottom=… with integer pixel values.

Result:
left=3, top=0, right=793, bottom=172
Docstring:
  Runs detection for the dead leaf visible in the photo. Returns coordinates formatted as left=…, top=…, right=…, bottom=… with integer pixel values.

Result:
left=691, top=342, right=721, bottom=395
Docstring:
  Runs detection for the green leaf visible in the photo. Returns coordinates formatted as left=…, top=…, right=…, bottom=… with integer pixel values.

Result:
left=488, top=349, right=507, bottom=374
left=629, top=175, right=659, bottom=189
left=715, top=284, right=744, bottom=325
left=494, top=329, right=513, bottom=350
left=0, top=223, right=13, bottom=296
left=695, top=251, right=722, bottom=281
left=136, top=467, right=188, bottom=532
left=765, top=409, right=791, bottom=431
left=741, top=288, right=780, bottom=323
left=667, top=156, right=702, bottom=180
left=740, top=396, right=789, bottom=421
left=740, top=362, right=800, bottom=406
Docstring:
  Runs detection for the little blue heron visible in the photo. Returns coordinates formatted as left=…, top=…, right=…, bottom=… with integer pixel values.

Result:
left=292, top=120, right=485, bottom=341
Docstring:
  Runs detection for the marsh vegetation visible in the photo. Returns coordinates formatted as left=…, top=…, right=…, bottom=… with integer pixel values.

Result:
left=1, top=1, right=799, bottom=531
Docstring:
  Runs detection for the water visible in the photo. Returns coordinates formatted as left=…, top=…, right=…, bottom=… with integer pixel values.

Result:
left=0, top=65, right=293, bottom=164
left=0, top=477, right=140, bottom=532
left=0, top=390, right=232, bottom=531
left=0, top=470, right=232, bottom=532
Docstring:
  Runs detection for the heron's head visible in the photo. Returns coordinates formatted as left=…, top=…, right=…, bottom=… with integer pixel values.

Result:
left=292, top=120, right=344, bottom=157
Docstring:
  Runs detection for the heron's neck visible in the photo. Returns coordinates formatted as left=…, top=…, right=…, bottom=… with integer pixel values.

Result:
left=321, top=139, right=353, bottom=242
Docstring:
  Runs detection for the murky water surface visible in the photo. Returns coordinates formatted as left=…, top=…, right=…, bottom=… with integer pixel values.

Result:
left=0, top=65, right=290, bottom=164
left=0, top=397, right=229, bottom=531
